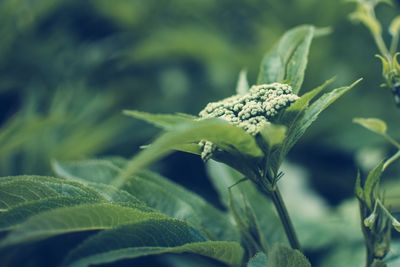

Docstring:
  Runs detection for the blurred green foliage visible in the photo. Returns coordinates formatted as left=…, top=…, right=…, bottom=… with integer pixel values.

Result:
left=0, top=0, right=399, bottom=198
left=1, top=1, right=400, bottom=266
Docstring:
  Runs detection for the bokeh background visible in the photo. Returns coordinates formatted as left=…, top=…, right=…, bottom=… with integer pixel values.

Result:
left=1, top=0, right=400, bottom=266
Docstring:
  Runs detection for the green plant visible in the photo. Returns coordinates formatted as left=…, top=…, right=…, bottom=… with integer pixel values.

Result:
left=0, top=88, right=125, bottom=176
left=2, top=0, right=400, bottom=262
left=349, top=1, right=400, bottom=266
left=119, top=25, right=360, bottom=254
left=0, top=23, right=374, bottom=267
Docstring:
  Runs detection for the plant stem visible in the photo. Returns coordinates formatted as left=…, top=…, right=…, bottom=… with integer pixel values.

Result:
left=374, top=34, right=390, bottom=58
left=383, top=134, right=400, bottom=150
left=383, top=149, right=400, bottom=171
left=358, top=202, right=375, bottom=267
left=390, top=31, right=399, bottom=55
left=269, top=187, right=301, bottom=250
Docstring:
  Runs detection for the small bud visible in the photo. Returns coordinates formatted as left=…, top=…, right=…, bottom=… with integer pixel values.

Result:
left=392, top=219, right=400, bottom=232
left=364, top=213, right=377, bottom=228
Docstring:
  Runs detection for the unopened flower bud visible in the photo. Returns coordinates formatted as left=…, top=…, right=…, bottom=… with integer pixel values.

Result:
left=197, top=83, right=298, bottom=161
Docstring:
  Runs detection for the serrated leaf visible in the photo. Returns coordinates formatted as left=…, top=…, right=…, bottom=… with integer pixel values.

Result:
left=63, top=219, right=244, bottom=267
left=353, top=117, right=387, bottom=135
left=280, top=79, right=362, bottom=161
left=115, top=119, right=263, bottom=186
left=267, top=245, right=311, bottom=267
left=0, top=197, right=99, bottom=231
left=236, top=69, right=249, bottom=95
left=123, top=110, right=195, bottom=130
left=247, top=252, right=267, bottom=267
left=0, top=175, right=120, bottom=232
left=260, top=124, right=287, bottom=148
left=52, top=160, right=150, bottom=209
left=0, top=203, right=166, bottom=248
left=85, top=183, right=151, bottom=210
left=257, top=25, right=315, bottom=94
left=53, top=159, right=239, bottom=241
left=0, top=176, right=103, bottom=209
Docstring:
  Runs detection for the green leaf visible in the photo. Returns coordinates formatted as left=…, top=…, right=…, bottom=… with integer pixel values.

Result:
left=52, top=160, right=150, bottom=209
left=0, top=203, right=166, bottom=247
left=52, top=159, right=121, bottom=184
left=355, top=171, right=364, bottom=200
left=123, top=110, right=196, bottom=130
left=173, top=143, right=202, bottom=155
left=260, top=124, right=287, bottom=148
left=53, top=159, right=239, bottom=241
left=280, top=79, right=362, bottom=160
left=247, top=252, right=267, bottom=267
left=0, top=176, right=102, bottom=209
left=85, top=183, right=152, bottom=210
left=63, top=219, right=244, bottom=267
left=228, top=189, right=267, bottom=254
left=0, top=175, right=123, bottom=232
left=115, top=119, right=263, bottom=186
left=353, top=117, right=387, bottom=135
left=124, top=171, right=240, bottom=241
left=207, top=160, right=341, bottom=250
left=0, top=197, right=99, bottom=231
left=236, top=69, right=249, bottom=95
left=285, top=78, right=335, bottom=113
left=257, top=25, right=315, bottom=94
left=206, top=160, right=287, bottom=246
left=267, top=245, right=311, bottom=267
left=364, top=161, right=385, bottom=208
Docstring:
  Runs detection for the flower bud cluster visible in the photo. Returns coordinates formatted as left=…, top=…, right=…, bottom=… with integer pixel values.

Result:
left=198, top=83, right=298, bottom=161
left=198, top=140, right=216, bottom=162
